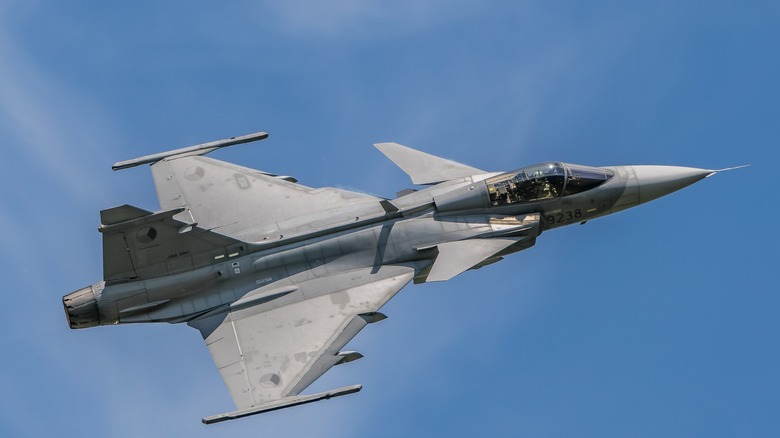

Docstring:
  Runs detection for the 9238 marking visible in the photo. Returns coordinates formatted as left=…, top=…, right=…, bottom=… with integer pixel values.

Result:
left=545, top=209, right=582, bottom=224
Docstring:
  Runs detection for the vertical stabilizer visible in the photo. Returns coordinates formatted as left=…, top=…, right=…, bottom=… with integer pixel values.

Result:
left=99, top=205, right=243, bottom=282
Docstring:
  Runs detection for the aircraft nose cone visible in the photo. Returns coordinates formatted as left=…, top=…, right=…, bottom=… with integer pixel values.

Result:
left=632, top=165, right=714, bottom=204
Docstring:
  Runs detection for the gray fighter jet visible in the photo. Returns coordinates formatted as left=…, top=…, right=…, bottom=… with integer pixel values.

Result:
left=63, top=132, right=738, bottom=424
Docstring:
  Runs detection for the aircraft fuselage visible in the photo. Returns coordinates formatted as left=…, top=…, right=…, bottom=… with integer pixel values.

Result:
left=66, top=162, right=711, bottom=329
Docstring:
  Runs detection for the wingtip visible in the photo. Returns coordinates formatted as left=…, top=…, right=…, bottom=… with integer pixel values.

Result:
left=201, top=384, right=363, bottom=424
left=113, top=131, right=269, bottom=171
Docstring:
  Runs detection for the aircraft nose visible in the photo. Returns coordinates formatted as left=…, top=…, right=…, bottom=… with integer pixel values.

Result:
left=632, top=165, right=715, bottom=204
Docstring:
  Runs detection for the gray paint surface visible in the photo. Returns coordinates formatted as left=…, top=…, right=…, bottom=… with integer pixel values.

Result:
left=63, top=132, right=722, bottom=423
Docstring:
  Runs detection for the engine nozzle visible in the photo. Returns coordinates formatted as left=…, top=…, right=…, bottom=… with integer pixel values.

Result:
left=63, top=282, right=104, bottom=329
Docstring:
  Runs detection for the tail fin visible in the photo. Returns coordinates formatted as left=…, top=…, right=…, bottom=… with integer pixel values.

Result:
left=100, top=205, right=245, bottom=282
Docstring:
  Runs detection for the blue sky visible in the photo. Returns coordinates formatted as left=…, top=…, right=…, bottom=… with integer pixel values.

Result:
left=1, top=1, right=778, bottom=437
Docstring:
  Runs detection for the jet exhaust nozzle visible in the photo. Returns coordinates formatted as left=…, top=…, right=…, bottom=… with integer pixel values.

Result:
left=63, top=282, right=104, bottom=329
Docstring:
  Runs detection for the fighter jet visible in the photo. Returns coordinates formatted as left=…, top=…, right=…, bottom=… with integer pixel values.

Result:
left=63, top=132, right=738, bottom=424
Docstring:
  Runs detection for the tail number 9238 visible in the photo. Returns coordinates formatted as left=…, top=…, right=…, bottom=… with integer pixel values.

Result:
left=545, top=209, right=582, bottom=224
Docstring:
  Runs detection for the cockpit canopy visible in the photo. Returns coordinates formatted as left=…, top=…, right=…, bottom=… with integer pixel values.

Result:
left=486, top=162, right=614, bottom=206
left=487, top=163, right=565, bottom=205
left=563, top=163, right=615, bottom=196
